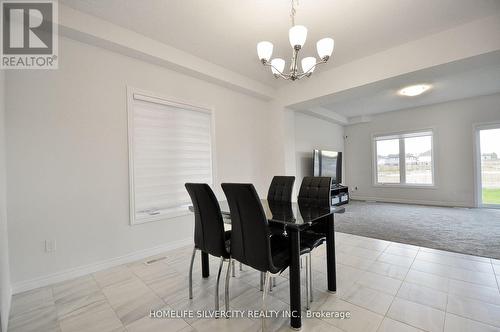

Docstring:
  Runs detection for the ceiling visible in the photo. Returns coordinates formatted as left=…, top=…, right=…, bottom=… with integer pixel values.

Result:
left=61, top=0, right=500, bottom=87
left=301, top=51, right=500, bottom=118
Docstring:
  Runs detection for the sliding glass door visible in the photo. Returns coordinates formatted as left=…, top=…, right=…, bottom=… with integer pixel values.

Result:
left=477, top=126, right=500, bottom=207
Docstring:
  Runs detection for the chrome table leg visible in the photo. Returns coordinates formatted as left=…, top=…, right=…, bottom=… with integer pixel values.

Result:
left=188, top=247, right=196, bottom=299
left=214, top=257, right=224, bottom=314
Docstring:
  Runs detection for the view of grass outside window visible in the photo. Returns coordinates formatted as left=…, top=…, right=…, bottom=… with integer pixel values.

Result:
left=480, top=128, right=500, bottom=205
left=375, top=132, right=433, bottom=185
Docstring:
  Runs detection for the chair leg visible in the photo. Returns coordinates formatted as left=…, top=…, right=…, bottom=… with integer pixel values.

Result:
left=262, top=272, right=271, bottom=332
left=214, top=257, right=224, bottom=315
left=239, top=262, right=243, bottom=271
left=305, top=255, right=310, bottom=310
left=188, top=247, right=196, bottom=299
left=232, top=260, right=236, bottom=277
left=225, top=258, right=232, bottom=316
left=309, top=252, right=314, bottom=302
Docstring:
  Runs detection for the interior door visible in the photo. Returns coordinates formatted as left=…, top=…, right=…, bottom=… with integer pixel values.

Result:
left=477, top=126, right=500, bottom=207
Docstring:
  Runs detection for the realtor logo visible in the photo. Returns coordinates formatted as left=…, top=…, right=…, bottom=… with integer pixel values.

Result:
left=1, top=0, right=58, bottom=69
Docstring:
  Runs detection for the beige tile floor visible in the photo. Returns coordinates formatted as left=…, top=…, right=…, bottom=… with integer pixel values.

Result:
left=8, top=232, right=500, bottom=332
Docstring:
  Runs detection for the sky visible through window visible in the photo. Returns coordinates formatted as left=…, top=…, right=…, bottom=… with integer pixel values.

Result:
left=377, top=136, right=431, bottom=156
left=405, top=136, right=431, bottom=154
left=480, top=128, right=500, bottom=155
left=377, top=139, right=398, bottom=156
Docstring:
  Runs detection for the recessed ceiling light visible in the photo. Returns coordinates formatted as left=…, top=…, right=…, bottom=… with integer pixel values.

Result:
left=398, top=84, right=432, bottom=97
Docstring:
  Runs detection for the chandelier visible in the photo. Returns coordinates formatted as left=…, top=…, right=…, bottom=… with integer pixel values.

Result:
left=256, top=0, right=334, bottom=81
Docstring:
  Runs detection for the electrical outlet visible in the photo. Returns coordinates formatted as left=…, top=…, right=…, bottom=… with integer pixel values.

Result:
left=45, top=240, right=56, bottom=253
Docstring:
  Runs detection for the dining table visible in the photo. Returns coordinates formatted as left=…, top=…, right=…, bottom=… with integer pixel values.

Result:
left=189, top=199, right=345, bottom=330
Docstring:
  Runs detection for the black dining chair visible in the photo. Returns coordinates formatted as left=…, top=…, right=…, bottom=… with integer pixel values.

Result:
left=297, top=176, right=332, bottom=303
left=221, top=183, right=311, bottom=329
left=266, top=176, right=295, bottom=289
left=267, top=176, right=295, bottom=202
left=185, top=183, right=232, bottom=313
left=297, top=176, right=332, bottom=208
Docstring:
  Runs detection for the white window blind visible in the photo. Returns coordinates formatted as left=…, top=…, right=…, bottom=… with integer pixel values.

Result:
left=128, top=92, right=213, bottom=224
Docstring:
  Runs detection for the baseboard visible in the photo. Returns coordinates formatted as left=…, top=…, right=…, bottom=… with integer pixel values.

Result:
left=12, top=238, right=192, bottom=295
left=349, top=195, right=473, bottom=208
left=1, top=284, right=12, bottom=332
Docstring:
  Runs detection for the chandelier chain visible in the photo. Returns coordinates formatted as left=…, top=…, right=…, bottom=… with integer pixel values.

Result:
left=290, top=0, right=299, bottom=26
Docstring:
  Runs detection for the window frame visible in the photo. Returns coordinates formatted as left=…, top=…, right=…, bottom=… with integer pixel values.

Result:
left=473, top=122, right=500, bottom=208
left=127, top=87, right=217, bottom=225
left=372, top=129, right=436, bottom=188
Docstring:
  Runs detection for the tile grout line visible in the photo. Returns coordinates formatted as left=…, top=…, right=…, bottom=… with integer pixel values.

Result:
left=408, top=256, right=498, bottom=289
left=443, top=277, right=449, bottom=332
left=351, top=244, right=414, bottom=299
left=49, top=284, right=63, bottom=332
left=159, top=259, right=213, bottom=332
left=142, top=253, right=221, bottom=332
left=492, top=260, right=500, bottom=292
left=129, top=262, right=171, bottom=302
left=171, top=259, right=262, bottom=332
left=378, top=246, right=429, bottom=332
left=444, top=309, right=500, bottom=331
left=90, top=272, right=127, bottom=331
left=403, top=248, right=450, bottom=332
left=443, top=259, right=500, bottom=331
left=299, top=238, right=388, bottom=330
left=414, top=252, right=495, bottom=274
left=51, top=274, right=123, bottom=331
left=334, top=241, right=408, bottom=330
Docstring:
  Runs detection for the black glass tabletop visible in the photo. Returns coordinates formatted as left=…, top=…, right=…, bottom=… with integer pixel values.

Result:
left=191, top=199, right=345, bottom=229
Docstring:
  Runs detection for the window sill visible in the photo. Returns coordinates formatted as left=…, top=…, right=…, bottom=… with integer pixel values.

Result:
left=131, top=209, right=191, bottom=225
left=372, top=184, right=437, bottom=189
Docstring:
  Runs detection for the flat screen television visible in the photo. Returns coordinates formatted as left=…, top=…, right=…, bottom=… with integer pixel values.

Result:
left=313, top=150, right=342, bottom=184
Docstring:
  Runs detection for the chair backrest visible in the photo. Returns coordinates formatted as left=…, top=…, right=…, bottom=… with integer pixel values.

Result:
left=267, top=176, right=295, bottom=202
left=221, top=183, right=274, bottom=272
left=185, top=183, right=228, bottom=258
left=267, top=200, right=294, bottom=222
left=298, top=176, right=332, bottom=208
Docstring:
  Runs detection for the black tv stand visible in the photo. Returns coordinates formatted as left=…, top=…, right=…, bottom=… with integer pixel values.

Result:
left=331, top=184, right=349, bottom=206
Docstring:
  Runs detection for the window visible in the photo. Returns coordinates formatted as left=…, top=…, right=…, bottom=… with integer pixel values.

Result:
left=128, top=90, right=214, bottom=224
left=374, top=131, right=434, bottom=186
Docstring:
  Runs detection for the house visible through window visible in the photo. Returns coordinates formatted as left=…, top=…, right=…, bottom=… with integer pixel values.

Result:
left=128, top=90, right=213, bottom=224
left=374, top=131, right=434, bottom=186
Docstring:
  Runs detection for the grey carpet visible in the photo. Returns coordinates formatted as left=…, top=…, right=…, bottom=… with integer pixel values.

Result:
left=336, top=200, right=500, bottom=260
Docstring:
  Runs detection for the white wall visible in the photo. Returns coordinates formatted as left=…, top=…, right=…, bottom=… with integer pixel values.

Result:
left=294, top=112, right=345, bottom=194
left=0, top=70, right=12, bottom=331
left=5, top=37, right=283, bottom=287
left=345, top=93, right=500, bottom=207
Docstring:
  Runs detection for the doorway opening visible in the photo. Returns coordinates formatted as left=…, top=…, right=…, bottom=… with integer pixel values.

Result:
left=476, top=125, right=500, bottom=207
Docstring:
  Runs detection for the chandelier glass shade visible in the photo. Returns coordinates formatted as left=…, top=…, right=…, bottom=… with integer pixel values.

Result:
left=257, top=1, right=334, bottom=81
left=289, top=25, right=308, bottom=48
left=271, top=58, right=286, bottom=75
left=257, top=41, right=273, bottom=62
